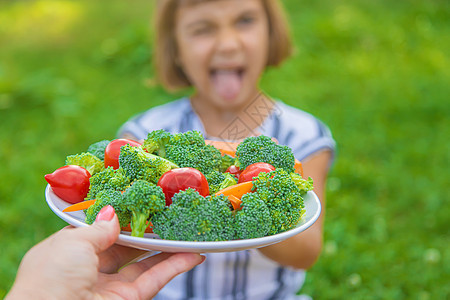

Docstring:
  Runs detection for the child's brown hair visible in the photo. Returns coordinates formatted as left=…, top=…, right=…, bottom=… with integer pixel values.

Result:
left=154, top=0, right=293, bottom=91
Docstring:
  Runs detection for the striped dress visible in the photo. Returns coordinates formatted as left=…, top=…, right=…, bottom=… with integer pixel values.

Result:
left=118, top=98, right=335, bottom=300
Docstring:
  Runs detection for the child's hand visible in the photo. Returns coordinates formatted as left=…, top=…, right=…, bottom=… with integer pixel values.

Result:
left=6, top=205, right=205, bottom=300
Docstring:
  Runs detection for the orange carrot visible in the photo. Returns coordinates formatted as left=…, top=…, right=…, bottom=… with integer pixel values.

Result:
left=214, top=181, right=253, bottom=199
left=62, top=199, right=96, bottom=212
left=294, top=159, right=304, bottom=177
left=227, top=194, right=242, bottom=210
left=205, top=140, right=240, bottom=157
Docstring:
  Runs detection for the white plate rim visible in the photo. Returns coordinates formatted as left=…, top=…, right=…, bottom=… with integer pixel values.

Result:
left=45, top=185, right=321, bottom=252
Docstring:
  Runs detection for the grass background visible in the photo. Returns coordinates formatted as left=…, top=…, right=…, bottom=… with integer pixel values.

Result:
left=0, top=0, right=448, bottom=298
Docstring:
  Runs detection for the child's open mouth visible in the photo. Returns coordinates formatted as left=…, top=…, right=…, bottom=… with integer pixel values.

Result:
left=210, top=68, right=244, bottom=101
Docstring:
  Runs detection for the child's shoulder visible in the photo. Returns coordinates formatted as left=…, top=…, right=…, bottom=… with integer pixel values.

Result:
left=271, top=100, right=335, bottom=160
left=274, top=100, right=330, bottom=136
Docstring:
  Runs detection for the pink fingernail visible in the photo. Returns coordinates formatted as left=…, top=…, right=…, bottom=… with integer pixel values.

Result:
left=96, top=205, right=115, bottom=221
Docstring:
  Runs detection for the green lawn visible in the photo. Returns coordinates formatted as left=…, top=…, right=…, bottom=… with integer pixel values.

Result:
left=0, top=0, right=449, bottom=298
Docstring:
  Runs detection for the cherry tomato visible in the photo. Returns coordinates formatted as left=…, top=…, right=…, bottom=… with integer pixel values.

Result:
left=45, top=165, right=91, bottom=204
left=238, top=162, right=276, bottom=183
left=157, top=167, right=209, bottom=206
left=104, top=139, right=142, bottom=169
left=226, top=165, right=242, bottom=179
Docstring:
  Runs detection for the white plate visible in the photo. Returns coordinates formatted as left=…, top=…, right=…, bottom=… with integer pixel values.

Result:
left=45, top=185, right=321, bottom=253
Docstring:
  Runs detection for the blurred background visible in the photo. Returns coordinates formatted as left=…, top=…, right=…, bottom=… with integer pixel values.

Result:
left=0, top=0, right=448, bottom=298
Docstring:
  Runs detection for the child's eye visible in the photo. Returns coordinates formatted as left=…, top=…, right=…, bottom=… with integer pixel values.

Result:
left=192, top=26, right=213, bottom=36
left=237, top=16, right=255, bottom=26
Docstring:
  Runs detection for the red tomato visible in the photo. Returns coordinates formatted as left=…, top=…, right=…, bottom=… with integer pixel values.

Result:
left=238, top=162, right=276, bottom=183
left=226, top=165, right=242, bottom=179
left=45, top=165, right=91, bottom=204
left=157, top=167, right=209, bottom=206
left=104, top=139, right=142, bottom=169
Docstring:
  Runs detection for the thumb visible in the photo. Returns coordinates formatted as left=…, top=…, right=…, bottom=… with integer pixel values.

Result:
left=73, top=205, right=121, bottom=254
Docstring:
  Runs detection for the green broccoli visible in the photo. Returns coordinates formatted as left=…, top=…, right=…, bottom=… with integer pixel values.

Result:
left=118, top=144, right=178, bottom=184
left=290, top=173, right=314, bottom=195
left=85, top=189, right=131, bottom=227
left=252, top=168, right=310, bottom=235
left=65, top=152, right=104, bottom=175
left=142, top=129, right=172, bottom=157
left=235, top=135, right=295, bottom=173
left=206, top=170, right=237, bottom=195
left=143, top=130, right=223, bottom=175
left=220, top=154, right=236, bottom=173
left=87, top=166, right=131, bottom=200
left=122, top=180, right=166, bottom=237
left=152, top=188, right=235, bottom=241
left=234, top=193, right=272, bottom=239
left=86, top=139, right=110, bottom=160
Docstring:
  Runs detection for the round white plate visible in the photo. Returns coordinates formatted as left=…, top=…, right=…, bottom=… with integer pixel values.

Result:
left=45, top=185, right=321, bottom=253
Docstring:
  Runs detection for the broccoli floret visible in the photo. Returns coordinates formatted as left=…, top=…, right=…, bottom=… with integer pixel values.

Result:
left=166, top=142, right=222, bottom=175
left=152, top=188, right=235, bottom=241
left=65, top=152, right=104, bottom=175
left=290, top=173, right=314, bottom=195
left=85, top=189, right=131, bottom=227
left=118, top=144, right=178, bottom=184
left=142, top=130, right=223, bottom=175
left=165, top=131, right=222, bottom=175
left=235, top=135, right=295, bottom=173
left=87, top=166, right=131, bottom=200
left=220, top=154, right=236, bottom=173
left=86, top=139, right=110, bottom=160
left=234, top=193, right=272, bottom=239
left=122, top=180, right=166, bottom=237
left=142, top=129, right=172, bottom=157
left=169, top=130, right=205, bottom=147
left=252, top=168, right=307, bottom=235
left=206, top=170, right=237, bottom=195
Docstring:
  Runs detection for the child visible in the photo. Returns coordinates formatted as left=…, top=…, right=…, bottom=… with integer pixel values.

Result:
left=119, top=0, right=335, bottom=299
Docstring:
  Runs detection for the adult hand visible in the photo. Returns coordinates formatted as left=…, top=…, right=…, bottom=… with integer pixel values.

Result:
left=6, top=205, right=205, bottom=300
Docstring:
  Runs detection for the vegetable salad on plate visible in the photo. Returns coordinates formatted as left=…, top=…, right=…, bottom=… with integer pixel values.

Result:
left=45, top=130, right=313, bottom=241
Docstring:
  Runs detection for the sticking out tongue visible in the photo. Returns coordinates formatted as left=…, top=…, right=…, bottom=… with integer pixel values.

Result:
left=211, top=70, right=242, bottom=101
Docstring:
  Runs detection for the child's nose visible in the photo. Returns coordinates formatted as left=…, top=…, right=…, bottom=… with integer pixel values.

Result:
left=216, top=28, right=241, bottom=54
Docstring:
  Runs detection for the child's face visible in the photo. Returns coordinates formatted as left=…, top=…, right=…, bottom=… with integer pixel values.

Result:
left=174, top=0, right=269, bottom=109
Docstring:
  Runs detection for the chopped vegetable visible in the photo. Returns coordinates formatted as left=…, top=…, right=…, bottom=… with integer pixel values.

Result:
left=227, top=194, right=242, bottom=210
left=235, top=135, right=296, bottom=173
left=214, top=181, right=254, bottom=199
left=234, top=193, right=271, bottom=239
left=86, top=139, right=110, bottom=160
left=152, top=189, right=235, bottom=241
left=144, top=130, right=223, bottom=175
left=104, top=139, right=142, bottom=169
left=62, top=199, right=96, bottom=212
left=238, top=162, right=276, bottom=183
left=294, top=159, right=304, bottom=177
left=65, top=152, right=104, bottom=175
left=85, top=189, right=131, bottom=227
left=45, top=165, right=91, bottom=204
left=205, top=170, right=237, bottom=195
left=119, top=144, right=178, bottom=184
left=87, top=166, right=130, bottom=200
left=252, top=168, right=310, bottom=235
left=122, top=180, right=166, bottom=237
left=157, top=167, right=209, bottom=206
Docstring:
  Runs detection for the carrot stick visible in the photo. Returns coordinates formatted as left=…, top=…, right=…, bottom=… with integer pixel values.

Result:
left=294, top=159, right=304, bottom=177
left=227, top=194, right=242, bottom=210
left=62, top=199, right=96, bottom=212
left=205, top=140, right=240, bottom=157
left=214, top=181, right=253, bottom=199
